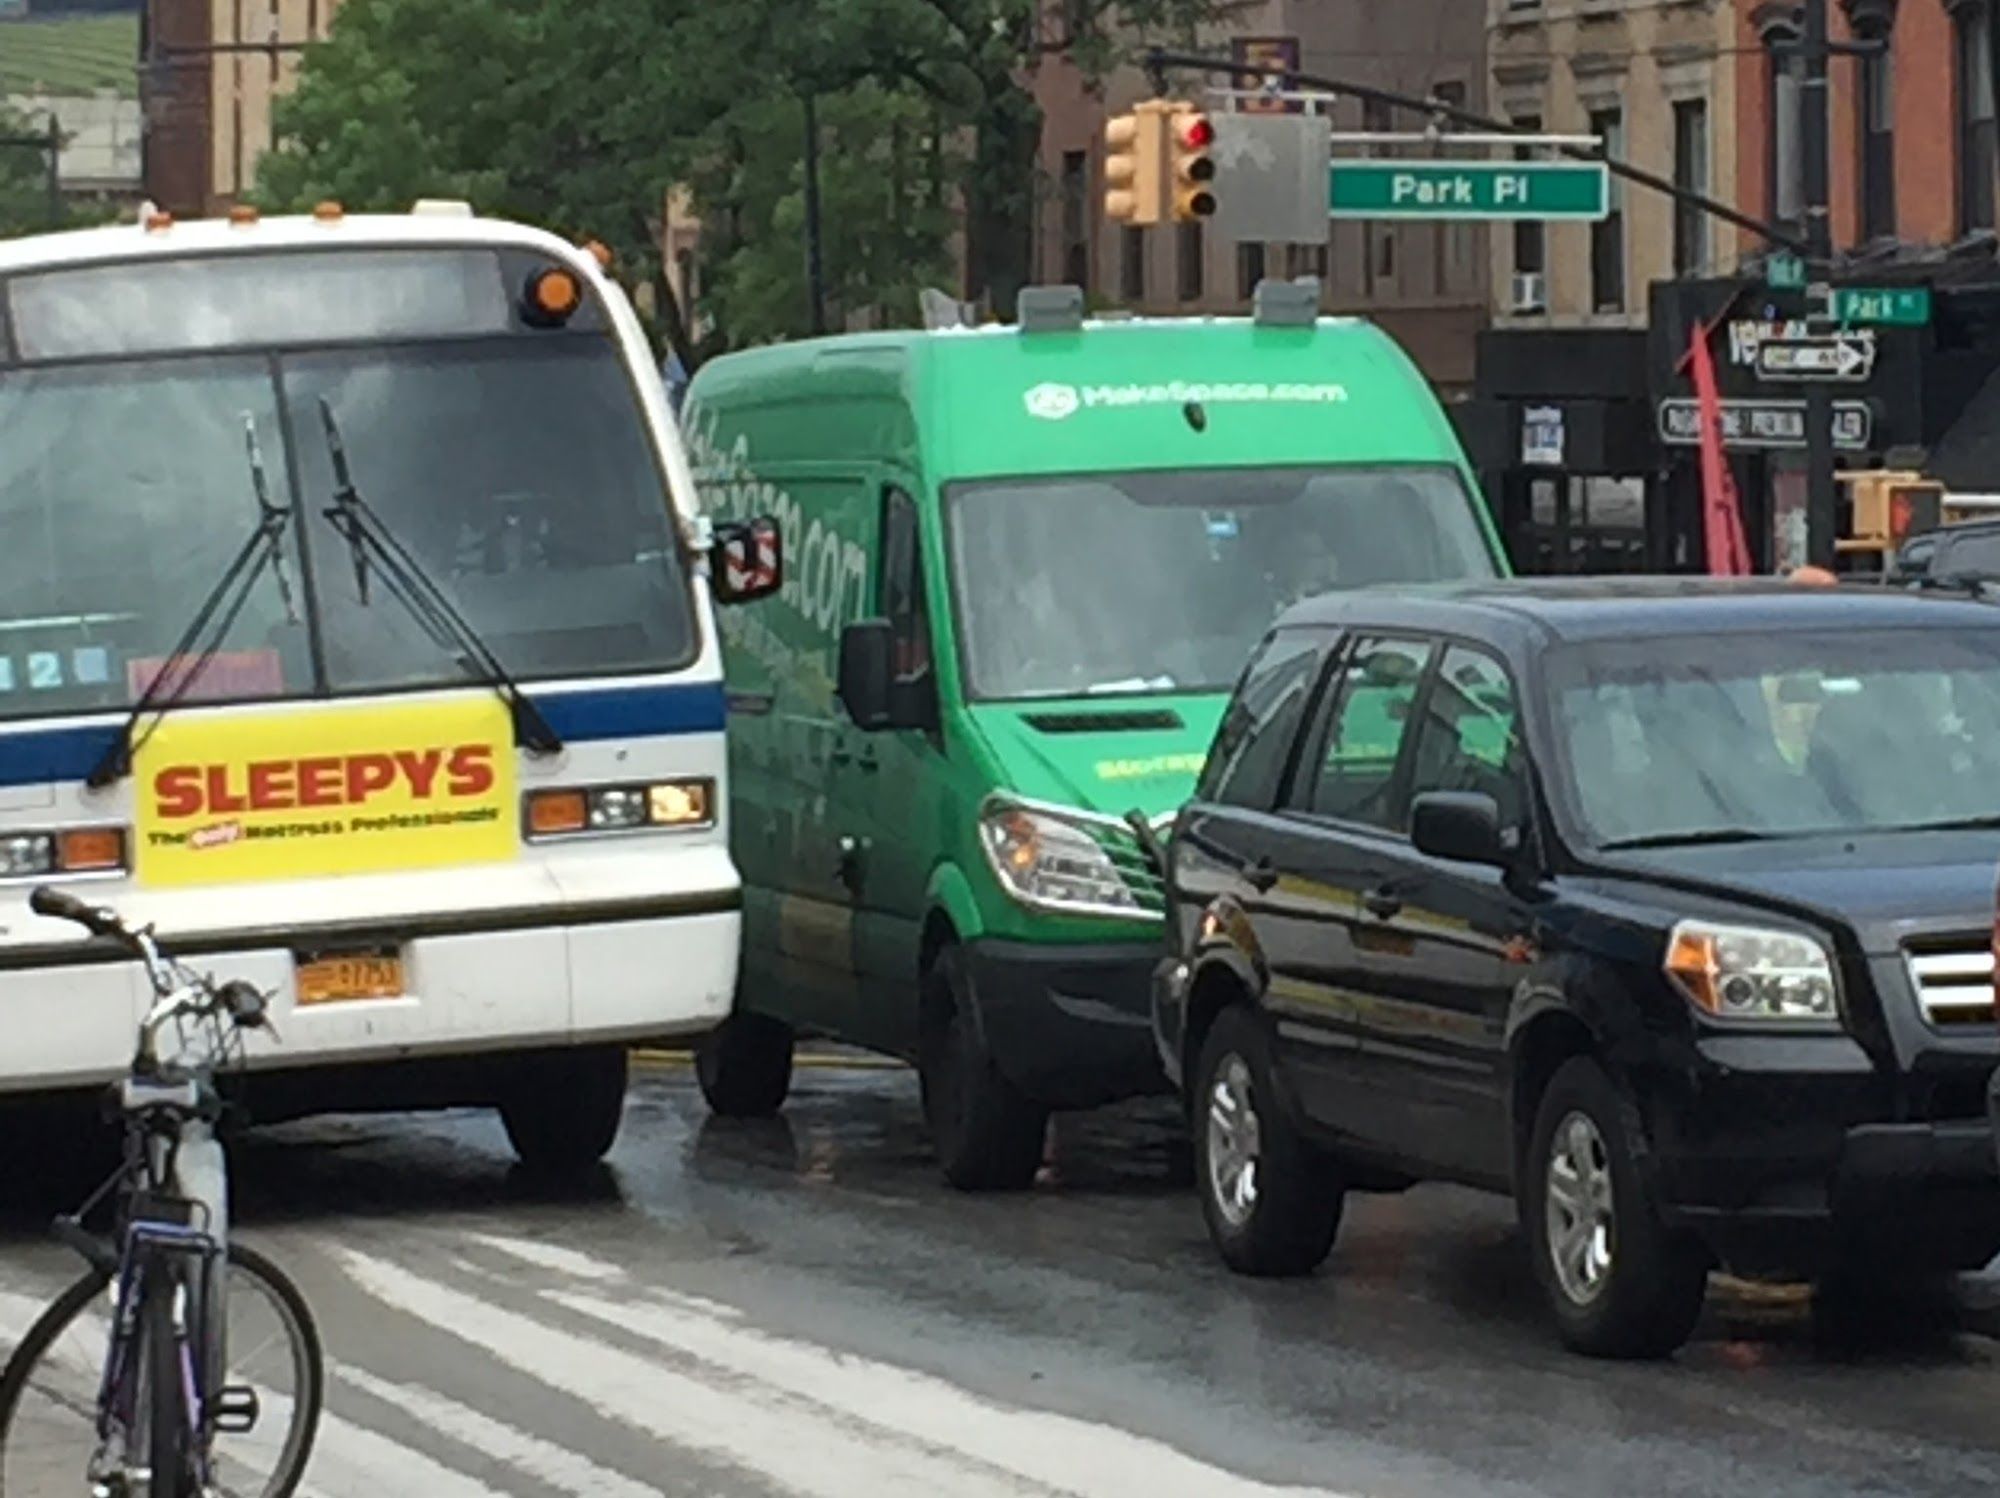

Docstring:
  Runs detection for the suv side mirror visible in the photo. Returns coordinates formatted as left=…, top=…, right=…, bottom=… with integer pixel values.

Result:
left=1410, top=791, right=1507, bottom=868
left=839, top=619, right=939, bottom=733
left=711, top=516, right=783, bottom=605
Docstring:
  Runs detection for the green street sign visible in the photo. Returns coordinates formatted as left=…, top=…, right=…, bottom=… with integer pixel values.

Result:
left=1327, top=161, right=1609, bottom=221
left=1765, top=253, right=1807, bottom=290
left=1831, top=286, right=1932, bottom=327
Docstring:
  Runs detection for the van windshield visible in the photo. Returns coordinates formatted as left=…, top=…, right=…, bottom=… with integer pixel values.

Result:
left=945, top=465, right=1496, bottom=701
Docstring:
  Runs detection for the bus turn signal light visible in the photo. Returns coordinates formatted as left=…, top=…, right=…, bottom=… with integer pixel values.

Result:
left=58, top=827, right=126, bottom=873
left=525, top=790, right=588, bottom=837
left=523, top=267, right=583, bottom=326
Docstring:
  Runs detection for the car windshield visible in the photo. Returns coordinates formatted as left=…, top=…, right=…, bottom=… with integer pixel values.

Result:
left=946, top=464, right=1496, bottom=701
left=0, top=336, right=694, bottom=720
left=1548, top=627, right=2000, bottom=847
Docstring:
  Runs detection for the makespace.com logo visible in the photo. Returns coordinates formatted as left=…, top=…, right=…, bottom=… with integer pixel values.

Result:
left=1021, top=379, right=1348, bottom=420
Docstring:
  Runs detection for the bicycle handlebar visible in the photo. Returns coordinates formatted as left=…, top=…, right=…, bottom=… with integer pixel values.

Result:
left=30, top=886, right=124, bottom=940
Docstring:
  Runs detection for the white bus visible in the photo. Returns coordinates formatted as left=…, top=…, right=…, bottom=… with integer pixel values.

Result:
left=0, top=202, right=780, bottom=1171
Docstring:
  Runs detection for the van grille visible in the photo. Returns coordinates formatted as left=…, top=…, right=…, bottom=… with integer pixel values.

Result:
left=1904, top=939, right=1997, bottom=1028
left=1022, top=710, right=1185, bottom=734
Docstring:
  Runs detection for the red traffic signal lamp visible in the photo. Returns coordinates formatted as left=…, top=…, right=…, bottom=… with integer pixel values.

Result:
left=1168, top=105, right=1218, bottom=222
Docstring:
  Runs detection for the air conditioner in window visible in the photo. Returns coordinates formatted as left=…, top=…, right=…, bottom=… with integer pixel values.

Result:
left=1509, top=272, right=1548, bottom=314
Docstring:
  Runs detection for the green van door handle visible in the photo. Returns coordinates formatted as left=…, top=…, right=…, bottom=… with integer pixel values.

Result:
left=854, top=747, right=880, bottom=773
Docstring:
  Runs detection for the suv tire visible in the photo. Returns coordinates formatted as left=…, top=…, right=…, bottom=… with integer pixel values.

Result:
left=1525, top=1057, right=1710, bottom=1359
left=919, top=946, right=1047, bottom=1192
left=500, top=1045, right=628, bottom=1174
left=1193, top=1005, right=1343, bottom=1277
left=696, top=1011, right=795, bottom=1118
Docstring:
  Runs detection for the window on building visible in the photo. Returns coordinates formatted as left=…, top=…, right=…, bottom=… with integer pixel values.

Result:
left=1285, top=242, right=1329, bottom=281
left=1768, top=39, right=1807, bottom=235
left=1856, top=24, right=1896, bottom=242
left=1589, top=105, right=1626, bottom=312
left=1512, top=113, right=1547, bottom=279
left=1362, top=97, right=1396, bottom=295
left=1177, top=220, right=1204, bottom=301
left=1237, top=241, right=1267, bottom=301
left=1432, top=82, right=1474, bottom=296
left=1672, top=98, right=1709, bottom=276
left=1060, top=149, right=1089, bottom=287
left=1958, top=4, right=1998, bottom=233
left=1121, top=225, right=1145, bottom=302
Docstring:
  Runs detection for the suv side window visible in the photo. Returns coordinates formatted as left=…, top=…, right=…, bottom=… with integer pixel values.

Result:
left=1303, top=636, right=1433, bottom=830
left=880, top=486, right=931, bottom=679
left=1198, top=629, right=1325, bottom=810
left=1406, top=644, right=1529, bottom=832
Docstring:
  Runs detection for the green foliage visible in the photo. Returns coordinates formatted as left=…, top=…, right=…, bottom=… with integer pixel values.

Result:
left=0, top=106, right=59, bottom=239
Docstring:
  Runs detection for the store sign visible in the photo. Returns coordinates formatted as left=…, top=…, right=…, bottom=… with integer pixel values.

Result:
left=1521, top=405, right=1565, bottom=467
left=1232, top=36, right=1302, bottom=114
left=1657, top=398, right=1873, bottom=451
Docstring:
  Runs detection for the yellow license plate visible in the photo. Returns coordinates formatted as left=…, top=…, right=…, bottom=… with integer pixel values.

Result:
left=295, top=952, right=403, bottom=1006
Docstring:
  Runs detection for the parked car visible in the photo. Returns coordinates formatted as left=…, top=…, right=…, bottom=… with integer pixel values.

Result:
left=1888, top=516, right=2000, bottom=586
left=1154, top=578, right=2000, bottom=1358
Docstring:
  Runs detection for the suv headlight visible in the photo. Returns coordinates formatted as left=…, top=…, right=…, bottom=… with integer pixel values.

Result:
left=978, top=801, right=1159, bottom=920
left=1665, top=920, right=1838, bottom=1024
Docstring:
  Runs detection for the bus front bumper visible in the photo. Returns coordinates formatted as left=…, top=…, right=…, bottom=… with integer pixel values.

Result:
left=0, top=890, right=741, bottom=1097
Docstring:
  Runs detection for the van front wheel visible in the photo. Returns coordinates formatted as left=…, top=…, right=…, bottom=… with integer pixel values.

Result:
left=919, top=947, right=1048, bottom=1192
left=696, top=1012, right=796, bottom=1118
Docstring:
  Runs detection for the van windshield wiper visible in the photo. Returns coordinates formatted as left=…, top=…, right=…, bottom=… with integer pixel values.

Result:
left=315, top=399, right=561, bottom=756
left=1595, top=827, right=1782, bottom=852
left=87, top=417, right=298, bottom=788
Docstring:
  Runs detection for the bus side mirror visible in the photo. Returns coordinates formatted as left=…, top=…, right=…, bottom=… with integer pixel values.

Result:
left=711, top=516, right=783, bottom=605
left=839, top=620, right=895, bottom=729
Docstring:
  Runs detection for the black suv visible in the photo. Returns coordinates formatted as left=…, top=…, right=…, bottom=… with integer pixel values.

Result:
left=1154, top=579, right=2000, bottom=1358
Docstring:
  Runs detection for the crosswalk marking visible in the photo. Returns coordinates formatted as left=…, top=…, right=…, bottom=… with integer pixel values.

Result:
left=334, top=1362, right=669, bottom=1498
left=465, top=1233, right=628, bottom=1285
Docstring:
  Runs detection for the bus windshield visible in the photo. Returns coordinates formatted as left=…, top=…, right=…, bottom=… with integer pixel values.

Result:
left=0, top=318, right=694, bottom=722
left=946, top=464, right=1497, bottom=702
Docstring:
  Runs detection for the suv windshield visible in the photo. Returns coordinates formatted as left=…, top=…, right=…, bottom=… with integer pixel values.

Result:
left=1550, top=627, right=2000, bottom=846
left=0, top=334, right=693, bottom=721
left=946, top=464, right=1496, bottom=701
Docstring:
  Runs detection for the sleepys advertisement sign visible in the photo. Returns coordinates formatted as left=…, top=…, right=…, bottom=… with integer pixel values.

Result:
left=133, top=699, right=518, bottom=887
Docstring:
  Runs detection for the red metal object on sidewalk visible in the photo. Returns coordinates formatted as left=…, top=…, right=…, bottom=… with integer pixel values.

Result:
left=1687, top=322, right=1754, bottom=576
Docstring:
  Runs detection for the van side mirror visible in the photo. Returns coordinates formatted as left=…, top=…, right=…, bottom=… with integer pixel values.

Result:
left=839, top=619, right=938, bottom=733
left=711, top=516, right=783, bottom=605
left=1410, top=791, right=1507, bottom=868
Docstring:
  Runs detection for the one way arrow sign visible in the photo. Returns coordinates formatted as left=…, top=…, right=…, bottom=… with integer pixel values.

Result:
left=1756, top=332, right=1876, bottom=382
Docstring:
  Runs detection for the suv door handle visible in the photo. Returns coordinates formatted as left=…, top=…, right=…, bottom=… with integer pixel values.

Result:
left=1243, top=857, right=1279, bottom=894
left=1363, top=885, right=1403, bottom=920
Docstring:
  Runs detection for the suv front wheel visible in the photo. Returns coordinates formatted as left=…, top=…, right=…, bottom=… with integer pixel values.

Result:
left=1193, top=1005, right=1343, bottom=1277
left=1524, top=1057, right=1710, bottom=1359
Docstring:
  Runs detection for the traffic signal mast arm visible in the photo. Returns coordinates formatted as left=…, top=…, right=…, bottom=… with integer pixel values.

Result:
left=1142, top=46, right=1806, bottom=253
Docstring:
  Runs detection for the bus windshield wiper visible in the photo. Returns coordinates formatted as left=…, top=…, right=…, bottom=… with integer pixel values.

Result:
left=88, top=417, right=297, bottom=788
left=316, top=398, right=562, bottom=756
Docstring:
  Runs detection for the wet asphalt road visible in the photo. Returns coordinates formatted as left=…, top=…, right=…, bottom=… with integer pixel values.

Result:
left=3, top=1058, right=1999, bottom=1498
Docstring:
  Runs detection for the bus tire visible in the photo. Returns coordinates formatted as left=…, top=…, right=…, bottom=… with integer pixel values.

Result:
left=500, top=1046, right=627, bottom=1174
left=696, top=1012, right=795, bottom=1118
left=919, top=947, right=1047, bottom=1193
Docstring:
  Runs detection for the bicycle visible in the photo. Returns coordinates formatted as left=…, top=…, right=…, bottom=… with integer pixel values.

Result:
left=0, top=888, right=322, bottom=1497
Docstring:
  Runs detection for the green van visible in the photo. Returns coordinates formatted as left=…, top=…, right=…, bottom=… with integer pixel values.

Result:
left=684, top=283, right=1508, bottom=1190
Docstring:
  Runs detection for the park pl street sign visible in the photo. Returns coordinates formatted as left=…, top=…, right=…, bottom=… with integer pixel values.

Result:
left=1658, top=398, right=1873, bottom=452
left=1327, top=161, right=1609, bottom=220
left=1831, top=286, right=1932, bottom=327
left=1755, top=332, right=1876, bottom=382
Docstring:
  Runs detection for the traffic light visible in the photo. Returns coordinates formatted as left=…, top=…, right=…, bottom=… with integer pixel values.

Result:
left=1888, top=479, right=1945, bottom=542
left=1103, top=105, right=1166, bottom=227
left=1167, top=105, right=1218, bottom=223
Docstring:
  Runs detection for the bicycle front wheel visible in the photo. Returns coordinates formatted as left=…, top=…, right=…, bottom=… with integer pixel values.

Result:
left=0, top=1243, right=323, bottom=1498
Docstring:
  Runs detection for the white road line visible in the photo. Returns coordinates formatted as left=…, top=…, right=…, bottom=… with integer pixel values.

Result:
left=552, top=1288, right=1353, bottom=1498
left=337, top=1246, right=1062, bottom=1498
left=465, top=1234, right=628, bottom=1284
left=335, top=1361, right=669, bottom=1498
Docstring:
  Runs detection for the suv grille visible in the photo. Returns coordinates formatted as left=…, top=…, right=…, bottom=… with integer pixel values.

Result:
left=1905, top=939, right=1997, bottom=1028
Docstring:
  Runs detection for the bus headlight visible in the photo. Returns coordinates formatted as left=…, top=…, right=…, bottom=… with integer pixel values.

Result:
left=524, top=780, right=714, bottom=840
left=0, top=826, right=127, bottom=881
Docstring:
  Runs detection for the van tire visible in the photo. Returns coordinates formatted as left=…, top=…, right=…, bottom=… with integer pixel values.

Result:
left=1193, top=1005, right=1344, bottom=1277
left=1524, top=1057, right=1710, bottom=1359
left=500, top=1046, right=627, bottom=1174
left=919, top=947, right=1047, bottom=1192
left=696, top=1012, right=795, bottom=1118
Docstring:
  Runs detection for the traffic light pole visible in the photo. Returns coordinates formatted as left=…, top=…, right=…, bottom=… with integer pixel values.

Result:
left=1800, top=0, right=1839, bottom=570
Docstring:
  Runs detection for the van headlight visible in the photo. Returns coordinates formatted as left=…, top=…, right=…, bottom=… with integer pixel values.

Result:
left=978, top=800, right=1158, bottom=920
left=1664, top=920, right=1838, bottom=1024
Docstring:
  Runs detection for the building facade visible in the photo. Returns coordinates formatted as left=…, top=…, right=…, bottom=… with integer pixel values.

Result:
left=1028, top=0, right=1492, bottom=392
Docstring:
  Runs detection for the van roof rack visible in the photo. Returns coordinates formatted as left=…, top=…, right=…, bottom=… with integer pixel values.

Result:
left=1253, top=277, right=1320, bottom=327
left=1018, top=285, right=1085, bottom=333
